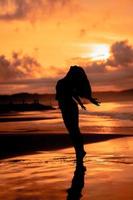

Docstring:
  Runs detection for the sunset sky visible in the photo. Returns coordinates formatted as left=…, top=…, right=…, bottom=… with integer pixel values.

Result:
left=0, top=0, right=133, bottom=94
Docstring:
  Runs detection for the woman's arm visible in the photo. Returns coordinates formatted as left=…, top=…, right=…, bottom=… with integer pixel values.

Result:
left=73, top=95, right=86, bottom=110
left=89, top=97, right=101, bottom=106
left=72, top=89, right=86, bottom=109
left=85, top=79, right=101, bottom=106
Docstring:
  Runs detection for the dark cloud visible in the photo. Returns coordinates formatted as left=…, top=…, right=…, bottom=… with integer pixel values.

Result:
left=0, top=52, right=42, bottom=80
left=108, top=40, right=133, bottom=66
left=0, top=0, right=74, bottom=21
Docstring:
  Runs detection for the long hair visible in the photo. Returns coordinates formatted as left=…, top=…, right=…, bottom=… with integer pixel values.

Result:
left=65, top=66, right=92, bottom=99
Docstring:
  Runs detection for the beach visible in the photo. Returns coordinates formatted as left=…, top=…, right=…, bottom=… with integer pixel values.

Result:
left=0, top=136, right=133, bottom=200
left=0, top=101, right=133, bottom=199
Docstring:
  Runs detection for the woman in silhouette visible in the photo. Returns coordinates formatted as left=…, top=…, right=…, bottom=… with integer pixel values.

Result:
left=56, top=66, right=100, bottom=163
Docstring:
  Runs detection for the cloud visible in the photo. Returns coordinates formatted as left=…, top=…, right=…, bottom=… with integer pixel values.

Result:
left=108, top=40, right=133, bottom=66
left=68, top=40, right=133, bottom=90
left=0, top=0, right=76, bottom=21
left=0, top=52, right=43, bottom=80
left=0, top=0, right=30, bottom=20
left=0, top=51, right=64, bottom=93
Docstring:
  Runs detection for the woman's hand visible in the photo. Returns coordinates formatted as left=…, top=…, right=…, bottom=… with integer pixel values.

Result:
left=90, top=97, right=101, bottom=106
left=81, top=104, right=86, bottom=110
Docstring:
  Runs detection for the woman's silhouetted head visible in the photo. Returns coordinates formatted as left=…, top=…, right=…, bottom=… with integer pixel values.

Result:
left=65, top=65, right=92, bottom=98
left=65, top=66, right=85, bottom=81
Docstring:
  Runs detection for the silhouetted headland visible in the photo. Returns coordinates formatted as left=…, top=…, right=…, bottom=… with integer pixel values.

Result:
left=0, top=92, right=55, bottom=112
left=0, top=102, right=55, bottom=113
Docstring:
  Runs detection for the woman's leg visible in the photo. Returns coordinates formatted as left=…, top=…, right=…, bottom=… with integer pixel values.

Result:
left=61, top=102, right=85, bottom=160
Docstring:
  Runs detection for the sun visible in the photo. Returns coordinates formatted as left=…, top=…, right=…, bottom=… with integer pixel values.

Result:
left=90, top=44, right=110, bottom=61
left=82, top=44, right=110, bottom=61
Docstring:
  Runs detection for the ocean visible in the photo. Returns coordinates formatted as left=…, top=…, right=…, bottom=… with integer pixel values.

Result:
left=0, top=101, right=132, bottom=135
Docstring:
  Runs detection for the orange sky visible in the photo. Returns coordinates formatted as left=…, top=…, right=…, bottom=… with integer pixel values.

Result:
left=0, top=0, right=133, bottom=93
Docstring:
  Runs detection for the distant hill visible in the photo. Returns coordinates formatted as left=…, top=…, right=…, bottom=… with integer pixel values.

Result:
left=0, top=89, right=132, bottom=105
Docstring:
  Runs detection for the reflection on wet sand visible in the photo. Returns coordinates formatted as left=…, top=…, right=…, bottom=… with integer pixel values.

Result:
left=67, top=163, right=86, bottom=200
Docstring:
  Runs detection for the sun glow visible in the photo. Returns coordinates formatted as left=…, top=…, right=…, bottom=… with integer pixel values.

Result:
left=90, top=44, right=110, bottom=60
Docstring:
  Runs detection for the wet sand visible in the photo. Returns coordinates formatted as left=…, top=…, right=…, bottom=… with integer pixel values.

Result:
left=0, top=135, right=133, bottom=200
left=0, top=133, right=132, bottom=159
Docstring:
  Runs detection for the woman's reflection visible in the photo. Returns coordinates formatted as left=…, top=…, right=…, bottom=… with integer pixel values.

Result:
left=67, top=162, right=86, bottom=200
